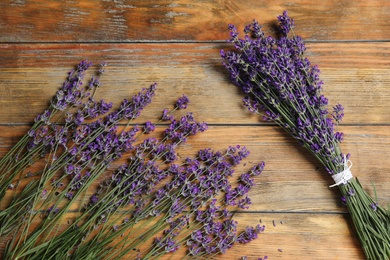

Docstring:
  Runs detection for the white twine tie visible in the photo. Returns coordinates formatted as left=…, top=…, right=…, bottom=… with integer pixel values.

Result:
left=329, top=155, right=353, bottom=188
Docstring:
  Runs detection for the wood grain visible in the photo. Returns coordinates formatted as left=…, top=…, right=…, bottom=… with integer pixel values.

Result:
left=0, top=0, right=389, bottom=42
left=1, top=43, right=390, bottom=125
left=1, top=126, right=389, bottom=212
left=0, top=212, right=364, bottom=259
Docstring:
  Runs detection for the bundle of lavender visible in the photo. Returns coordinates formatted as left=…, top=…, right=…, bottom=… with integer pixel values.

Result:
left=221, top=11, right=390, bottom=259
left=0, top=61, right=265, bottom=259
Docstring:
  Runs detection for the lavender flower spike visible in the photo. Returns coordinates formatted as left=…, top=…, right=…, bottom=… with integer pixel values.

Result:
left=175, top=94, right=190, bottom=109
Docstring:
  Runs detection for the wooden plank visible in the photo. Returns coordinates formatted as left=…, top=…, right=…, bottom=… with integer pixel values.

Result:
left=211, top=213, right=364, bottom=259
left=1, top=43, right=390, bottom=125
left=1, top=125, right=389, bottom=212
left=2, top=43, right=390, bottom=69
left=0, top=212, right=364, bottom=259
left=0, top=0, right=389, bottom=42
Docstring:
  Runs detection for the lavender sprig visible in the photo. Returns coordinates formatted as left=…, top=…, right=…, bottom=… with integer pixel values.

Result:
left=0, top=61, right=111, bottom=237
left=221, top=11, right=390, bottom=259
left=0, top=60, right=98, bottom=204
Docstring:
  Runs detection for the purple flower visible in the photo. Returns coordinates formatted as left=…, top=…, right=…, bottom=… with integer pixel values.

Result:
left=105, top=83, right=157, bottom=123
left=144, top=121, right=155, bottom=134
left=41, top=189, right=47, bottom=199
left=77, top=60, right=93, bottom=71
left=164, top=113, right=208, bottom=144
left=277, top=10, right=295, bottom=36
left=198, top=148, right=214, bottom=161
left=243, top=96, right=260, bottom=111
left=65, top=192, right=74, bottom=200
left=27, top=129, right=35, bottom=137
left=88, top=76, right=101, bottom=89
left=249, top=162, right=265, bottom=176
left=220, top=208, right=232, bottom=218
left=153, top=236, right=179, bottom=253
left=230, top=146, right=250, bottom=165
left=46, top=205, right=60, bottom=215
left=74, top=110, right=85, bottom=126
left=112, top=225, right=119, bottom=231
left=162, top=144, right=177, bottom=163
left=175, top=94, right=190, bottom=109
left=90, top=194, right=99, bottom=205
left=35, top=110, right=51, bottom=124
left=98, top=62, right=107, bottom=75
left=238, top=196, right=252, bottom=209
left=334, top=132, right=344, bottom=142
left=332, top=104, right=345, bottom=123
left=65, top=164, right=75, bottom=175
left=239, top=173, right=255, bottom=187
left=237, top=224, right=265, bottom=243
left=221, top=11, right=347, bottom=172
left=161, top=109, right=174, bottom=121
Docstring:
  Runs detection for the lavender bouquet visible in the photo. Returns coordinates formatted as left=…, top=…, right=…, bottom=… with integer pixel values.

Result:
left=0, top=61, right=266, bottom=259
left=221, top=11, right=390, bottom=259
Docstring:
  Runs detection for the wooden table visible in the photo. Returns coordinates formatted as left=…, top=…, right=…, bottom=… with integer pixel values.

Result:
left=1, top=1, right=389, bottom=259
